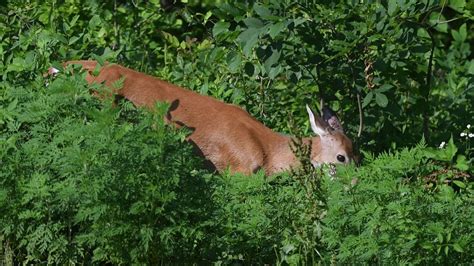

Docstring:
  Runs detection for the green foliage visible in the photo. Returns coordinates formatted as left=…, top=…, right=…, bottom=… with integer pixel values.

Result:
left=0, top=70, right=213, bottom=264
left=324, top=142, right=474, bottom=264
left=2, top=0, right=472, bottom=152
left=1, top=0, right=473, bottom=264
left=208, top=159, right=328, bottom=264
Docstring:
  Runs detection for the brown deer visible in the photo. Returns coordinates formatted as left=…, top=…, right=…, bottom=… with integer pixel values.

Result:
left=50, top=60, right=354, bottom=175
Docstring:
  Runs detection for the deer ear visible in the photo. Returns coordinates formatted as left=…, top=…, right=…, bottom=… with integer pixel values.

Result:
left=306, top=104, right=329, bottom=136
left=322, top=106, right=344, bottom=132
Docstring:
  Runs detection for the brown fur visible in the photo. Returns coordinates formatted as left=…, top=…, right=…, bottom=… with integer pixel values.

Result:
left=60, top=60, right=353, bottom=175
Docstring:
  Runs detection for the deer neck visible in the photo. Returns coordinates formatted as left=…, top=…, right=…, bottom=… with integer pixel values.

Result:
left=264, top=134, right=320, bottom=175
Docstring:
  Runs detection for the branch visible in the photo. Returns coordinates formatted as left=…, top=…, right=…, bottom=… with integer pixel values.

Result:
left=357, top=93, right=363, bottom=138
left=423, top=29, right=435, bottom=140
left=433, top=17, right=462, bottom=25
left=302, top=64, right=325, bottom=109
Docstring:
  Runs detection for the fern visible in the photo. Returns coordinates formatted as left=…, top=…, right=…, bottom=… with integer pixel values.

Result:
left=322, top=143, right=474, bottom=264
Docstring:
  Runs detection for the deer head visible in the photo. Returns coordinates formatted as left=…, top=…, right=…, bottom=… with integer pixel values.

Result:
left=306, top=104, right=354, bottom=167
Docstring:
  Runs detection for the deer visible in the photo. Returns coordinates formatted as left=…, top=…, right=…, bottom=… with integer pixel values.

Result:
left=48, top=60, right=354, bottom=175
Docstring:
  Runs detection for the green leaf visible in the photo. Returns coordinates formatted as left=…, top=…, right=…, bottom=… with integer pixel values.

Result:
left=93, top=54, right=105, bottom=67
left=453, top=243, right=464, bottom=252
left=423, top=137, right=458, bottom=162
left=162, top=31, right=180, bottom=47
left=376, top=84, right=393, bottom=93
left=38, top=11, right=49, bottom=24
left=362, top=92, right=373, bottom=108
left=458, top=23, right=467, bottom=41
left=254, top=4, right=272, bottom=18
left=213, top=21, right=230, bottom=37
left=445, top=136, right=458, bottom=161
left=292, top=17, right=307, bottom=26
left=197, top=39, right=212, bottom=50
left=6, top=57, right=25, bottom=72
left=69, top=14, right=80, bottom=27
left=101, top=47, right=116, bottom=60
left=467, top=60, right=474, bottom=74
left=227, top=52, right=242, bottom=73
left=453, top=180, right=466, bottom=189
left=375, top=93, right=388, bottom=107
left=455, top=155, right=469, bottom=171
left=269, top=22, right=286, bottom=39
left=264, top=48, right=280, bottom=73
left=449, top=0, right=466, bottom=12
left=416, top=28, right=430, bottom=39
left=452, top=29, right=462, bottom=42
left=437, top=233, right=444, bottom=243
left=429, top=12, right=448, bottom=33
left=282, top=244, right=295, bottom=254
left=203, top=10, right=212, bottom=23
left=438, top=185, right=455, bottom=202
left=69, top=35, right=81, bottom=45
left=88, top=15, right=101, bottom=29
left=24, top=51, right=35, bottom=68
left=268, top=65, right=282, bottom=80
left=243, top=17, right=264, bottom=28
left=238, top=28, right=261, bottom=57
left=112, top=76, right=126, bottom=90
left=7, top=99, right=18, bottom=111
left=387, top=0, right=398, bottom=16
left=0, top=189, right=7, bottom=207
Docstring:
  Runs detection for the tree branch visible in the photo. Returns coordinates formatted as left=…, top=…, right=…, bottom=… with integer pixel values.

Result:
left=423, top=29, right=435, bottom=141
left=357, top=93, right=363, bottom=138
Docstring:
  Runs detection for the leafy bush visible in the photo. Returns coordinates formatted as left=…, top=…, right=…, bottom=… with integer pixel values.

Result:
left=2, top=0, right=472, bottom=153
left=0, top=70, right=213, bottom=264
left=208, top=169, right=326, bottom=264
left=323, top=140, right=474, bottom=264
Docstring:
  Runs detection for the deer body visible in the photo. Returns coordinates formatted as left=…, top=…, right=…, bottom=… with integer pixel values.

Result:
left=58, top=60, right=353, bottom=175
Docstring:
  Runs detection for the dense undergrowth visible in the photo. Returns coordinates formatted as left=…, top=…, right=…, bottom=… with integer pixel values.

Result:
left=1, top=0, right=473, bottom=264
left=1, top=74, right=472, bottom=264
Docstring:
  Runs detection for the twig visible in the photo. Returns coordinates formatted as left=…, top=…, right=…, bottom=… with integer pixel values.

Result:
left=357, top=93, right=363, bottom=137
left=437, top=0, right=446, bottom=22
left=423, top=29, right=435, bottom=141
left=434, top=17, right=462, bottom=25
left=259, top=76, right=266, bottom=118
left=113, top=0, right=120, bottom=50
left=301, top=64, right=326, bottom=111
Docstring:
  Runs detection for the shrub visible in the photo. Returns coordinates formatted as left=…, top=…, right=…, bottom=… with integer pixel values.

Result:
left=0, top=61, right=472, bottom=265
left=323, top=141, right=474, bottom=264
left=0, top=70, right=213, bottom=264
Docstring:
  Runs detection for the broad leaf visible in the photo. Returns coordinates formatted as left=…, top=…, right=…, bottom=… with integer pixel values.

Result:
left=213, top=21, right=230, bottom=37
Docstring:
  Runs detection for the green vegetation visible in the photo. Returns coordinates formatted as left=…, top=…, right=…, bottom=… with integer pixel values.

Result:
left=1, top=0, right=472, bottom=264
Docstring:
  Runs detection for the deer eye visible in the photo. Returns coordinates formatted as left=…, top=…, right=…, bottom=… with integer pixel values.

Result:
left=337, top=154, right=346, bottom=163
